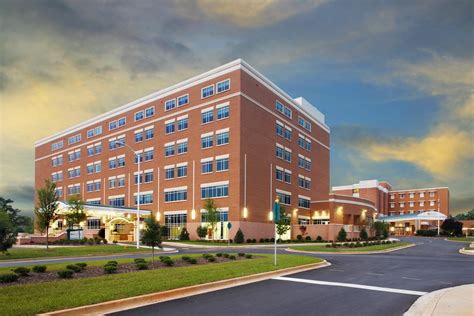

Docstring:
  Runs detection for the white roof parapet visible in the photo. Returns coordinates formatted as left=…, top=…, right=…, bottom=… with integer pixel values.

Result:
left=293, top=97, right=325, bottom=125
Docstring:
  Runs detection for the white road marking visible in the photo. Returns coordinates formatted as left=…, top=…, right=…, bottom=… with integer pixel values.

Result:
left=366, top=272, right=384, bottom=276
left=402, top=277, right=422, bottom=281
left=272, top=276, right=427, bottom=296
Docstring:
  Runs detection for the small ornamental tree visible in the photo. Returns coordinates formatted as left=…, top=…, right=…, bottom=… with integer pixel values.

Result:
left=441, top=217, right=463, bottom=236
left=359, top=227, right=369, bottom=240
left=234, top=228, right=244, bottom=244
left=0, top=210, right=16, bottom=254
left=299, top=225, right=307, bottom=237
left=179, top=227, right=190, bottom=240
left=203, top=199, right=220, bottom=240
left=337, top=228, right=347, bottom=242
left=276, top=206, right=291, bottom=242
left=371, top=221, right=388, bottom=239
left=35, top=180, right=59, bottom=250
left=141, top=217, right=162, bottom=264
left=196, top=226, right=207, bottom=239
left=65, top=195, right=87, bottom=229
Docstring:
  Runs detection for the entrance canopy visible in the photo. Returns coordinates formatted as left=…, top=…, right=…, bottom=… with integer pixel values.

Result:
left=56, top=201, right=151, bottom=217
left=378, top=211, right=447, bottom=223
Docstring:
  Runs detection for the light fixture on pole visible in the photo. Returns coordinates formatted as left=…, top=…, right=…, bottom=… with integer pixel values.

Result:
left=273, top=196, right=280, bottom=267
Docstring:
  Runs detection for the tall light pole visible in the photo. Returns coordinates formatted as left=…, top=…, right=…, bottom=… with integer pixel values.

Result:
left=116, top=140, right=141, bottom=248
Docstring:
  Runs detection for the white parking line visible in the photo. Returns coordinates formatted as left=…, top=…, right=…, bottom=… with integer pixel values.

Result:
left=402, top=277, right=422, bottom=281
left=272, top=276, right=427, bottom=296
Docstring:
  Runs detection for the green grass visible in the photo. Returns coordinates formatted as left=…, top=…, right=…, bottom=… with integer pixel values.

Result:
left=289, top=242, right=412, bottom=253
left=0, top=245, right=150, bottom=261
left=464, top=247, right=474, bottom=251
left=0, top=254, right=321, bottom=315
left=447, top=237, right=474, bottom=242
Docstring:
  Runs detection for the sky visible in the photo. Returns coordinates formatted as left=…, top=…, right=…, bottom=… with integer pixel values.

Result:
left=0, top=0, right=473, bottom=217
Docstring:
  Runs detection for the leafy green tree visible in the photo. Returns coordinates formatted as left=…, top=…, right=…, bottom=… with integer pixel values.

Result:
left=337, top=228, right=347, bottom=242
left=453, top=210, right=474, bottom=220
left=203, top=199, right=220, bottom=240
left=141, top=217, right=162, bottom=263
left=359, top=227, right=368, bottom=240
left=276, top=206, right=290, bottom=242
left=196, top=226, right=207, bottom=239
left=441, top=217, right=463, bottom=236
left=234, top=228, right=244, bottom=244
left=65, top=195, right=87, bottom=229
left=0, top=210, right=16, bottom=253
left=372, top=221, right=389, bottom=239
left=35, top=180, right=59, bottom=250
left=179, top=227, right=190, bottom=240
left=0, top=197, right=33, bottom=234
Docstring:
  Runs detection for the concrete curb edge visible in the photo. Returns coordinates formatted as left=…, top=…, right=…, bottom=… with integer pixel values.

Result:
left=40, top=260, right=330, bottom=316
left=459, top=248, right=474, bottom=255
left=284, top=243, right=416, bottom=255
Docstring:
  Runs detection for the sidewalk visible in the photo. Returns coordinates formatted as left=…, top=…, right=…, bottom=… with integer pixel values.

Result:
left=404, top=284, right=474, bottom=316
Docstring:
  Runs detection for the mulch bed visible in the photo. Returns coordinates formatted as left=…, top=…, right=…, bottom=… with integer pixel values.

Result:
left=0, top=255, right=255, bottom=287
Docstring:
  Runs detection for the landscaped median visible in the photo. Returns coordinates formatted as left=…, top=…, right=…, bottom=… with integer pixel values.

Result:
left=0, top=254, right=324, bottom=315
left=0, top=245, right=151, bottom=261
left=287, top=241, right=414, bottom=254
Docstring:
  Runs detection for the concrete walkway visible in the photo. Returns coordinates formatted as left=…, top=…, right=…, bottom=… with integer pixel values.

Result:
left=404, top=284, right=474, bottom=316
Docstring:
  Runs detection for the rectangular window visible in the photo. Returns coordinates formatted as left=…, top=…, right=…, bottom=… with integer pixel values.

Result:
left=145, top=149, right=154, bottom=161
left=145, top=106, right=155, bottom=117
left=201, top=184, right=228, bottom=199
left=305, top=140, right=311, bottom=151
left=177, top=118, right=188, bottom=131
left=298, top=176, right=305, bottom=188
left=276, top=168, right=283, bottom=181
left=94, top=181, right=101, bottom=191
left=420, top=192, right=425, bottom=198
left=68, top=134, right=81, bottom=145
left=164, top=189, right=187, bottom=202
left=135, top=194, right=153, bottom=205
left=109, top=121, right=117, bottom=131
left=57, top=172, right=63, bottom=181
left=216, top=158, right=229, bottom=172
left=216, top=79, right=230, bottom=93
left=135, top=111, right=144, bottom=121
left=118, top=117, right=126, bottom=127
left=57, top=188, right=63, bottom=197
left=177, top=141, right=188, bottom=154
left=284, top=128, right=292, bottom=141
left=117, top=156, right=125, bottom=167
left=177, top=165, right=187, bottom=178
left=145, top=128, right=154, bottom=140
left=94, top=162, right=101, bottom=173
left=276, top=146, right=283, bottom=159
left=109, top=197, right=125, bottom=207
left=283, top=107, right=292, bottom=118
left=276, top=192, right=291, bottom=205
left=165, top=144, right=175, bottom=157
left=201, top=135, right=213, bottom=149
left=165, top=167, right=175, bottom=180
left=201, top=161, right=213, bottom=174
left=298, top=197, right=310, bottom=209
left=135, top=153, right=143, bottom=164
left=276, top=123, right=284, bottom=137
left=276, top=101, right=292, bottom=118
left=202, top=110, right=213, bottom=124
left=298, top=136, right=305, bottom=148
left=135, top=131, right=143, bottom=143
left=298, top=117, right=305, bottom=128
left=134, top=174, right=143, bottom=184
left=216, top=131, right=229, bottom=146
left=202, top=85, right=214, bottom=98
left=87, top=129, right=94, bottom=138
left=87, top=165, right=93, bottom=174
left=284, top=171, right=291, bottom=184
left=87, top=219, right=101, bottom=230
left=109, top=179, right=116, bottom=189
left=144, top=171, right=153, bottom=183
left=87, top=147, right=94, bottom=157
left=276, top=101, right=284, bottom=113
left=298, top=156, right=304, bottom=168
left=52, top=141, right=64, bottom=151
left=165, top=122, right=175, bottom=134
left=217, top=106, right=229, bottom=120
left=177, top=94, right=189, bottom=107
left=165, top=99, right=176, bottom=111
left=429, top=192, right=435, bottom=197
left=117, top=177, right=125, bottom=187
left=305, top=159, right=311, bottom=171
left=284, top=149, right=291, bottom=162
left=109, top=159, right=117, bottom=169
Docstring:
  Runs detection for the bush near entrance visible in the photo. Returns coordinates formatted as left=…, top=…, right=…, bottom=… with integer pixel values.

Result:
left=416, top=229, right=437, bottom=236
left=337, top=228, right=347, bottom=242
left=234, top=229, right=244, bottom=244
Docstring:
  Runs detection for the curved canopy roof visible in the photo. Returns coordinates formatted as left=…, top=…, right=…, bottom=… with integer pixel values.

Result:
left=378, top=211, right=447, bottom=223
left=56, top=201, right=151, bottom=216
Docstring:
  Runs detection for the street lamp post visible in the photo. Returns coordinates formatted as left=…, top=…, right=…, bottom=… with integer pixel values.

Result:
left=116, top=140, right=141, bottom=249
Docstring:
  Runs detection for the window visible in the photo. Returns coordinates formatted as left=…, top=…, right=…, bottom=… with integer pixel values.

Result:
left=276, top=123, right=284, bottom=137
left=276, top=101, right=284, bottom=113
left=298, top=136, right=304, bottom=148
left=202, top=110, right=213, bottom=124
left=390, top=194, right=395, bottom=200
left=145, top=106, right=155, bottom=117
left=57, top=188, right=63, bottom=197
left=178, top=94, right=189, bottom=107
left=57, top=156, right=63, bottom=165
left=400, top=194, right=405, bottom=199
left=201, top=160, right=213, bottom=174
left=298, top=197, right=310, bottom=209
left=298, top=156, right=305, bottom=168
left=430, top=201, right=435, bottom=206
left=216, top=157, right=229, bottom=172
left=68, top=134, right=81, bottom=145
left=87, top=126, right=102, bottom=138
left=145, top=149, right=154, bottom=161
left=68, top=169, right=74, bottom=178
left=298, top=117, right=305, bottom=128
left=145, top=128, right=154, bottom=140
left=109, top=179, right=116, bottom=189
left=135, top=194, right=153, bottom=205
left=284, top=149, right=291, bottom=162
left=177, top=165, right=187, bottom=177
left=298, top=176, right=310, bottom=189
left=109, top=197, right=125, bottom=207
left=164, top=189, right=187, bottom=202
left=94, top=162, right=101, bottom=173
left=202, top=135, right=213, bottom=149
left=276, top=101, right=292, bottom=118
left=118, top=117, right=126, bottom=127
left=144, top=171, right=153, bottom=183
left=117, top=177, right=125, bottom=187
left=409, top=202, right=414, bottom=207
left=400, top=202, right=405, bottom=208
left=390, top=203, right=395, bottom=208
left=117, top=156, right=125, bottom=167
left=109, top=121, right=117, bottom=131
left=52, top=141, right=63, bottom=151
left=177, top=117, right=188, bottom=131
left=135, top=111, right=144, bottom=121
left=429, top=192, right=435, bottom=197
left=87, top=147, right=94, bottom=156
left=298, top=117, right=311, bottom=131
left=284, top=127, right=292, bottom=141
left=276, top=145, right=283, bottom=159
left=87, top=129, right=94, bottom=138
left=216, top=131, right=229, bottom=146
left=87, top=165, right=94, bottom=174
left=202, top=85, right=214, bottom=98
left=305, top=140, right=311, bottom=151
left=135, top=153, right=143, bottom=164
left=305, top=158, right=311, bottom=171
left=87, top=219, right=100, bottom=230
left=284, top=171, right=291, bottom=184
left=165, top=167, right=175, bottom=180
left=409, top=193, right=415, bottom=199
left=420, top=192, right=425, bottom=198
left=134, top=174, right=143, bottom=184
left=276, top=191, right=291, bottom=205
left=94, top=181, right=101, bottom=191
left=57, top=171, right=63, bottom=181
left=201, top=184, right=229, bottom=199
left=135, top=131, right=143, bottom=143
left=217, top=79, right=230, bottom=93
left=177, top=141, right=188, bottom=154
left=165, top=122, right=175, bottom=134
left=109, top=159, right=117, bottom=169
left=284, top=107, right=292, bottom=118
left=88, top=200, right=100, bottom=205
left=52, top=173, right=58, bottom=182
left=165, top=99, right=176, bottom=111
left=217, top=106, right=229, bottom=120
left=165, top=144, right=175, bottom=157
left=276, top=168, right=284, bottom=181
left=419, top=201, right=424, bottom=207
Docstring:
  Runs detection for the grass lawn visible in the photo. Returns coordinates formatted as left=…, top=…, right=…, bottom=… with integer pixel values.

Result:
left=447, top=237, right=474, bottom=242
left=0, top=254, right=321, bottom=315
left=289, top=242, right=412, bottom=253
left=165, top=240, right=326, bottom=246
left=465, top=247, right=474, bottom=251
left=0, top=245, right=150, bottom=261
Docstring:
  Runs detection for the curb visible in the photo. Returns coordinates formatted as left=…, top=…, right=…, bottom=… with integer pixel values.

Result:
left=444, top=238, right=474, bottom=243
left=40, top=260, right=330, bottom=316
left=162, top=241, right=330, bottom=249
left=459, top=248, right=474, bottom=256
left=285, top=243, right=416, bottom=255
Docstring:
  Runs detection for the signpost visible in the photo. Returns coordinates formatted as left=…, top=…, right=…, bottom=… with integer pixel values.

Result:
left=273, top=196, right=280, bottom=266
left=227, top=222, right=232, bottom=246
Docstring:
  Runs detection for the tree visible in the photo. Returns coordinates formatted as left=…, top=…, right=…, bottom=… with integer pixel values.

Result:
left=203, top=199, right=220, bottom=240
left=299, top=225, right=307, bottom=237
left=0, top=197, right=33, bottom=234
left=141, top=217, right=162, bottom=264
left=276, top=206, right=291, bottom=242
left=234, top=228, right=244, bottom=244
left=196, top=226, right=207, bottom=239
left=441, top=217, right=463, bottom=236
left=35, top=180, right=59, bottom=250
left=359, top=227, right=368, bottom=240
left=0, top=210, right=16, bottom=254
left=372, top=221, right=389, bottom=239
left=179, top=227, right=190, bottom=240
left=454, top=210, right=474, bottom=221
left=65, top=195, right=87, bottom=229
left=337, top=228, right=347, bottom=242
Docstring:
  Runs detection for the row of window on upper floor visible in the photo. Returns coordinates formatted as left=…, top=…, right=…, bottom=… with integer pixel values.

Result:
left=390, top=200, right=437, bottom=208
left=276, top=190, right=311, bottom=209
left=275, top=101, right=312, bottom=133
left=276, top=143, right=311, bottom=171
left=390, top=192, right=436, bottom=199
left=276, top=121, right=311, bottom=152
left=275, top=166, right=311, bottom=190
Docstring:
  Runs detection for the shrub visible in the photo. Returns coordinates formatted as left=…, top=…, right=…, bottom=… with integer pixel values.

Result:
left=103, top=265, right=117, bottom=274
left=238, top=253, right=245, bottom=257
left=359, top=228, right=369, bottom=240
left=179, top=228, right=190, bottom=241
left=252, top=239, right=257, bottom=243
left=259, top=238, right=265, bottom=243
left=337, top=228, right=347, bottom=242
left=181, top=255, right=191, bottom=261
left=234, top=229, right=244, bottom=244
left=32, top=265, right=47, bottom=273
left=58, top=269, right=74, bottom=279
left=66, top=264, right=82, bottom=273
left=163, top=258, right=174, bottom=266
left=325, top=244, right=331, bottom=248
left=189, top=258, right=197, bottom=264
left=316, top=235, right=323, bottom=242
left=245, top=254, right=253, bottom=259
left=305, top=236, right=312, bottom=241
left=113, top=240, right=118, bottom=244
left=416, top=229, right=437, bottom=237
left=270, top=237, right=275, bottom=242
left=134, top=258, right=146, bottom=263
left=202, top=254, right=213, bottom=259
left=102, top=239, right=108, bottom=244
left=87, top=238, right=94, bottom=245
left=207, top=257, right=216, bottom=262
left=196, top=226, right=208, bottom=239
left=228, top=255, right=236, bottom=260
left=159, top=256, right=171, bottom=262
left=107, top=260, right=118, bottom=266
left=216, top=253, right=223, bottom=257
left=13, top=267, right=30, bottom=276
left=223, top=253, right=230, bottom=258
left=136, top=262, right=148, bottom=270
left=76, top=263, right=87, bottom=270
left=246, top=239, right=252, bottom=243
left=0, top=273, right=18, bottom=283
left=296, top=235, right=303, bottom=241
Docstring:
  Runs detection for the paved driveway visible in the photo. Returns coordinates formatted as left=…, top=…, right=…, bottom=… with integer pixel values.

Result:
left=110, top=237, right=474, bottom=316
